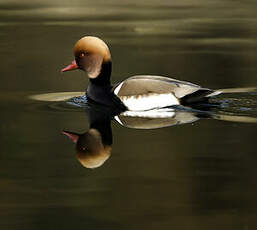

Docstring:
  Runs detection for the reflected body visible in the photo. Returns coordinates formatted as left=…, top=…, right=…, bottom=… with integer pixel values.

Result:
left=63, top=103, right=121, bottom=168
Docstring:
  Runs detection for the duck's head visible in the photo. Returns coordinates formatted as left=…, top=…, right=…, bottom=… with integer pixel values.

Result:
left=62, top=129, right=111, bottom=169
left=62, top=36, right=111, bottom=79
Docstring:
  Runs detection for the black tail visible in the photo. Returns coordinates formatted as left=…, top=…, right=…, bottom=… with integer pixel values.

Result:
left=180, top=88, right=218, bottom=105
left=180, top=88, right=222, bottom=111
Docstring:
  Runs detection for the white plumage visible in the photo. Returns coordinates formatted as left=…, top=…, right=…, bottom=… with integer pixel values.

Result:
left=118, top=93, right=179, bottom=111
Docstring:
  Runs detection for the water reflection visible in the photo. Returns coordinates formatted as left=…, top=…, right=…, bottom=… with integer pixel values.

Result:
left=115, top=108, right=200, bottom=129
left=62, top=102, right=121, bottom=168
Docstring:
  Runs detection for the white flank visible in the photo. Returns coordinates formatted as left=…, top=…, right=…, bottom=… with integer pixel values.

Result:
left=119, top=93, right=179, bottom=111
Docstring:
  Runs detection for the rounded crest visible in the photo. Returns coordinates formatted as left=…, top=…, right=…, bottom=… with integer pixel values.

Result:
left=74, top=36, right=111, bottom=62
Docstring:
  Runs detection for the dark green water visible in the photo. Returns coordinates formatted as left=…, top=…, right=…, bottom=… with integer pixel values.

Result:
left=0, top=0, right=257, bottom=229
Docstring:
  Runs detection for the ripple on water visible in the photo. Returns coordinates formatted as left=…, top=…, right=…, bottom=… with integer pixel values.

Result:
left=208, top=88, right=257, bottom=123
left=27, top=92, right=87, bottom=113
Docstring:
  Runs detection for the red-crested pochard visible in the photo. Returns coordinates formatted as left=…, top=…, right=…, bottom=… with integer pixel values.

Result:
left=62, top=36, right=220, bottom=111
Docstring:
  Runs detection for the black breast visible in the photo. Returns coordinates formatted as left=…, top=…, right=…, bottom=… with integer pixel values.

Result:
left=87, top=82, right=127, bottom=112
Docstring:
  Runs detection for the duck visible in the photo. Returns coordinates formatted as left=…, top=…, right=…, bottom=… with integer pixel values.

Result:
left=62, top=36, right=220, bottom=111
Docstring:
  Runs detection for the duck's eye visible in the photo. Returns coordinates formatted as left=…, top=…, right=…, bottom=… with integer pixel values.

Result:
left=80, top=53, right=85, bottom=58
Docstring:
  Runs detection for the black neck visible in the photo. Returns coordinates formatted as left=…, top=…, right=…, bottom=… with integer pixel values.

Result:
left=87, top=107, right=113, bottom=145
left=89, top=61, right=112, bottom=86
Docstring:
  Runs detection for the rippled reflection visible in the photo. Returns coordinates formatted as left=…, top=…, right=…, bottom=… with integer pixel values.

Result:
left=62, top=102, right=121, bottom=168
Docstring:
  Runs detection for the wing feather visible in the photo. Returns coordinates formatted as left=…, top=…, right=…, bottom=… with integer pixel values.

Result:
left=114, top=75, right=201, bottom=98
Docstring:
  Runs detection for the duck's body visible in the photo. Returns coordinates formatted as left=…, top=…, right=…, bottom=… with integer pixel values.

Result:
left=113, top=75, right=218, bottom=111
left=87, top=73, right=218, bottom=111
left=62, top=36, right=219, bottom=111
